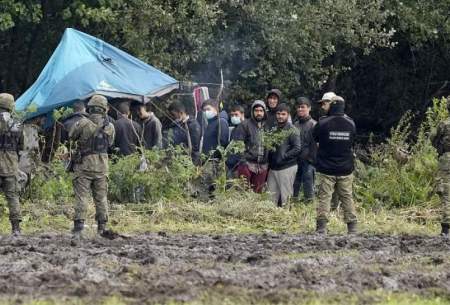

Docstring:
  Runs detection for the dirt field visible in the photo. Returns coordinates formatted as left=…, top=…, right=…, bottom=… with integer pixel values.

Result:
left=0, top=232, right=449, bottom=304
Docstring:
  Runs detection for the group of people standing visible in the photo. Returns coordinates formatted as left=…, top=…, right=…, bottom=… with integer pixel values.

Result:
left=1, top=87, right=448, bottom=241
left=224, top=90, right=358, bottom=235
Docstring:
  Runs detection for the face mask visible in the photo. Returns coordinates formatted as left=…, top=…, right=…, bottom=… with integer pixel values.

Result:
left=231, top=116, right=241, bottom=125
left=204, top=110, right=216, bottom=120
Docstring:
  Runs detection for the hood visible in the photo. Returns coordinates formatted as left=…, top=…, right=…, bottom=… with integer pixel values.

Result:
left=266, top=89, right=282, bottom=110
left=251, top=100, right=267, bottom=121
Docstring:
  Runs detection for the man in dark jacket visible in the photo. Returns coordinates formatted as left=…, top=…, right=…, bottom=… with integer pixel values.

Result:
left=313, top=95, right=357, bottom=235
left=226, top=105, right=246, bottom=177
left=165, top=101, right=201, bottom=165
left=136, top=103, right=162, bottom=149
left=234, top=100, right=269, bottom=193
left=267, top=103, right=301, bottom=206
left=113, top=101, right=142, bottom=155
left=201, top=99, right=229, bottom=155
left=293, top=97, right=317, bottom=202
left=266, top=89, right=282, bottom=130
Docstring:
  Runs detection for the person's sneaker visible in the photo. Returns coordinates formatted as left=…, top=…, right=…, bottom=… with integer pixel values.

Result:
left=441, top=223, right=449, bottom=237
left=316, top=219, right=327, bottom=235
left=347, top=221, right=358, bottom=235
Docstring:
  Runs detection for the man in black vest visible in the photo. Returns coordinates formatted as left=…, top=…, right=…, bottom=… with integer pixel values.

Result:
left=313, top=95, right=357, bottom=234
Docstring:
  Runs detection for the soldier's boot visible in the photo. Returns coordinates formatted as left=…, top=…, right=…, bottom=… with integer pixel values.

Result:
left=347, top=221, right=358, bottom=235
left=71, top=220, right=85, bottom=246
left=441, top=223, right=449, bottom=237
left=11, top=220, right=21, bottom=236
left=316, top=219, right=327, bottom=235
left=97, top=221, right=107, bottom=236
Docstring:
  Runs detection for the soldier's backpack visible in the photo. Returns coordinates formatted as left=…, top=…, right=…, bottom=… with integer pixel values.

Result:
left=0, top=112, right=20, bottom=152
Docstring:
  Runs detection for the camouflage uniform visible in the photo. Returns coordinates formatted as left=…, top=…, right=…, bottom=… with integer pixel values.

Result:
left=432, top=117, right=450, bottom=229
left=0, top=93, right=24, bottom=234
left=316, top=173, right=357, bottom=223
left=69, top=95, right=115, bottom=228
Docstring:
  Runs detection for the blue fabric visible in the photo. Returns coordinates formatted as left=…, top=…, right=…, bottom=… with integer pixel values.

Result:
left=16, top=28, right=178, bottom=118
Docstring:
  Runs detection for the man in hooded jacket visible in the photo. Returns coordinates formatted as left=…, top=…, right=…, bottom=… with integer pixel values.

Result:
left=266, top=89, right=282, bottom=130
left=235, top=100, right=269, bottom=193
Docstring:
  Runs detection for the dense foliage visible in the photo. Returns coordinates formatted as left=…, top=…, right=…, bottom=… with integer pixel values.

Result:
left=0, top=0, right=449, bottom=133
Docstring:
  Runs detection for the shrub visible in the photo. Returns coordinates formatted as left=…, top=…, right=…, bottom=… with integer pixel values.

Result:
left=354, top=97, right=447, bottom=208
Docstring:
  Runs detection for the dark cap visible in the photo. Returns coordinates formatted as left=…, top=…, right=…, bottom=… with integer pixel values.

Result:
left=296, top=97, right=311, bottom=107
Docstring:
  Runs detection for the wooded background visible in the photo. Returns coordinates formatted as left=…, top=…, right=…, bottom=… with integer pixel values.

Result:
left=1, top=0, right=449, bottom=135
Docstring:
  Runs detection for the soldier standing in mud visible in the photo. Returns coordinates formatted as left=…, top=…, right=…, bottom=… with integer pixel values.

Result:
left=431, top=99, right=450, bottom=236
left=68, top=95, right=115, bottom=243
left=0, top=93, right=24, bottom=235
left=313, top=95, right=358, bottom=234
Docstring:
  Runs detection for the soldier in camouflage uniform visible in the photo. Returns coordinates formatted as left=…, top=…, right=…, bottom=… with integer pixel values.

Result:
left=0, top=93, right=24, bottom=235
left=68, top=95, right=115, bottom=242
left=431, top=104, right=450, bottom=236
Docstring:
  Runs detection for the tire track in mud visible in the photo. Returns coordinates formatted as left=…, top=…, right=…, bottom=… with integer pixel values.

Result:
left=0, top=233, right=449, bottom=303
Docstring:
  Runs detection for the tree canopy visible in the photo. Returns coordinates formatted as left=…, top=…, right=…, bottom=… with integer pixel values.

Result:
left=1, top=0, right=449, bottom=134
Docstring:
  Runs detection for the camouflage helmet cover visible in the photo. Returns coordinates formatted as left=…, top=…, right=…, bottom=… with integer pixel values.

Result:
left=0, top=93, right=15, bottom=111
left=87, top=95, right=108, bottom=111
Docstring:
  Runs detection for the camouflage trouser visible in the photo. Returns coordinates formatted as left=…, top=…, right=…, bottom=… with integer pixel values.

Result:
left=0, top=175, right=20, bottom=221
left=436, top=153, right=450, bottom=224
left=73, top=174, right=108, bottom=223
left=316, top=173, right=357, bottom=223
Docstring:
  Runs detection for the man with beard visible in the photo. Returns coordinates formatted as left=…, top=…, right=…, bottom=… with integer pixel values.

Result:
left=267, top=103, right=301, bottom=206
left=235, top=100, right=269, bottom=193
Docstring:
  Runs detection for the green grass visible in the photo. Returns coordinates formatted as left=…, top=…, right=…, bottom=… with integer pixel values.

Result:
left=2, top=291, right=448, bottom=305
left=0, top=192, right=441, bottom=236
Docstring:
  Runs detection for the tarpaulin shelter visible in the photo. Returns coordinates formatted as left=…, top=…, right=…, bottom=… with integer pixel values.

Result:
left=16, top=28, right=178, bottom=119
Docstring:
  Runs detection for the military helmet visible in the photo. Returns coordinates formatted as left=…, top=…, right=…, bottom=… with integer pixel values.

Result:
left=87, top=95, right=108, bottom=112
left=0, top=93, right=15, bottom=112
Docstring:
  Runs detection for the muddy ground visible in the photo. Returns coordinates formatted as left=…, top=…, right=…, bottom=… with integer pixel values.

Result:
left=0, top=232, right=449, bottom=304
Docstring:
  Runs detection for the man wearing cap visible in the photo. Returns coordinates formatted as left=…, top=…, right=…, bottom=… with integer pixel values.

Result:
left=317, top=92, right=341, bottom=210
left=293, top=97, right=317, bottom=203
left=267, top=103, right=301, bottom=206
left=234, top=100, right=269, bottom=193
left=0, top=93, right=24, bottom=235
left=68, top=94, right=115, bottom=243
left=266, top=89, right=282, bottom=130
left=313, top=95, right=357, bottom=234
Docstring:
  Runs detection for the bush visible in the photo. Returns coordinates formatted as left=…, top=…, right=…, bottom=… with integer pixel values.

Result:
left=108, top=147, right=198, bottom=203
left=354, top=98, right=447, bottom=208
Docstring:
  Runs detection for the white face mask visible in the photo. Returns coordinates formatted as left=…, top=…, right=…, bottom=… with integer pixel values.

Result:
left=231, top=116, right=241, bottom=125
left=204, top=110, right=216, bottom=120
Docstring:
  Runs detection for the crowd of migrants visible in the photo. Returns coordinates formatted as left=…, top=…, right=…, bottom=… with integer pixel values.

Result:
left=0, top=89, right=449, bottom=244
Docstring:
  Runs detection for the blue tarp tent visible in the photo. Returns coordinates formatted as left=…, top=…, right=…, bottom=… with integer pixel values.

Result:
left=16, top=28, right=178, bottom=118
